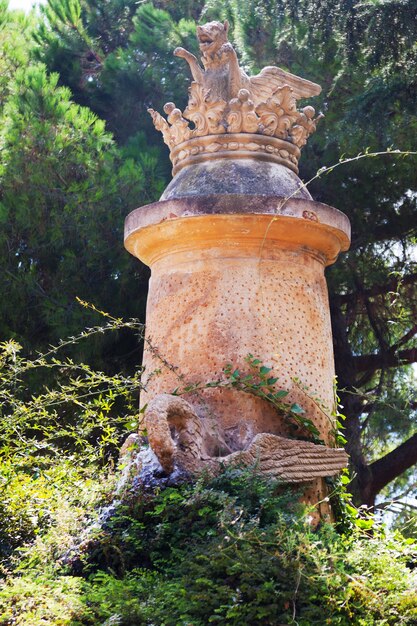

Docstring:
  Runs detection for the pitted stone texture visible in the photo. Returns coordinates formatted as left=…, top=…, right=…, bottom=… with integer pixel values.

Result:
left=160, top=159, right=312, bottom=201
left=141, top=246, right=336, bottom=449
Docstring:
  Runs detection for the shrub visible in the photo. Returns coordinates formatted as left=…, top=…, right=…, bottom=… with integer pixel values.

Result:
left=2, top=466, right=416, bottom=626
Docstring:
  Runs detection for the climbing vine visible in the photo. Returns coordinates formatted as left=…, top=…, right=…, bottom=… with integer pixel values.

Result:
left=173, top=354, right=327, bottom=443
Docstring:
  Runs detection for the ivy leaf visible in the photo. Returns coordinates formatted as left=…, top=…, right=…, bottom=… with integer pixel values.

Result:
left=355, top=518, right=374, bottom=530
left=274, top=390, right=289, bottom=398
left=290, top=403, right=305, bottom=414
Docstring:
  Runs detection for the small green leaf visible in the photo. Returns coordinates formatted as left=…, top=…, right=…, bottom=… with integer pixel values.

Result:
left=206, top=380, right=221, bottom=388
left=274, top=390, right=289, bottom=398
left=346, top=504, right=358, bottom=517
left=259, top=366, right=272, bottom=375
left=290, top=403, right=305, bottom=414
left=267, top=377, right=278, bottom=385
left=355, top=518, right=374, bottom=530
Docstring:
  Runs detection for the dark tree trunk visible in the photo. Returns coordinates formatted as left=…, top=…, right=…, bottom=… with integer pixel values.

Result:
left=330, top=294, right=417, bottom=507
left=330, top=295, right=374, bottom=504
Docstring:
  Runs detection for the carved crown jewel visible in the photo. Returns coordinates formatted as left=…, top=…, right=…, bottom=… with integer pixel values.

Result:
left=149, top=20, right=323, bottom=175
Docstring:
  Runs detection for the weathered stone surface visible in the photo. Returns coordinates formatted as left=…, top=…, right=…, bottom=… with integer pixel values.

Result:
left=160, top=159, right=311, bottom=201
left=227, top=433, right=348, bottom=482
left=176, top=20, right=321, bottom=104
left=144, top=393, right=229, bottom=474
left=139, top=393, right=348, bottom=481
left=125, top=194, right=351, bottom=252
left=126, top=202, right=350, bottom=452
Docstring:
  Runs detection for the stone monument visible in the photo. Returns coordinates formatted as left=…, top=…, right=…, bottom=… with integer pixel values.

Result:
left=124, top=21, right=350, bottom=514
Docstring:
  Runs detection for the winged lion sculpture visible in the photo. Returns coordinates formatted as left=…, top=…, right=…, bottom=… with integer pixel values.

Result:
left=174, top=20, right=321, bottom=105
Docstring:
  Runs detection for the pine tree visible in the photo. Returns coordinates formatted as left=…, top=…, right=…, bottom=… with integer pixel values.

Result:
left=0, top=6, right=163, bottom=370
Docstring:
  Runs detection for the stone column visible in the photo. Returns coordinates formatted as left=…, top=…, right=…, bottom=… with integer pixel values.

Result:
left=126, top=188, right=350, bottom=447
left=124, top=21, right=351, bottom=516
left=125, top=159, right=350, bottom=508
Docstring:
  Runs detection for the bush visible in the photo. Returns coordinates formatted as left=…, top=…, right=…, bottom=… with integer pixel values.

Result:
left=1, top=466, right=416, bottom=625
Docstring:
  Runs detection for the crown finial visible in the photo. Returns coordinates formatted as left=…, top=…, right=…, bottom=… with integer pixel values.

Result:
left=149, top=21, right=323, bottom=175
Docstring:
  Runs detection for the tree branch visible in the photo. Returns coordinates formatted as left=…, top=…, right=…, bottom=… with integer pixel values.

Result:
left=354, top=347, right=417, bottom=373
left=390, top=324, right=417, bottom=352
left=336, top=272, right=417, bottom=305
left=361, top=399, right=417, bottom=414
left=359, top=368, right=384, bottom=431
left=354, top=273, right=389, bottom=353
left=368, top=433, right=417, bottom=500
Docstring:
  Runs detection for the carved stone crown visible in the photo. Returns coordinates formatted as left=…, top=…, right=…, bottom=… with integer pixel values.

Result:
left=149, top=20, right=323, bottom=176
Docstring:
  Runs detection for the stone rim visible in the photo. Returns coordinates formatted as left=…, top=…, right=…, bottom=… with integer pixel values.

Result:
left=170, top=133, right=301, bottom=175
left=124, top=196, right=351, bottom=268
left=124, top=194, right=351, bottom=247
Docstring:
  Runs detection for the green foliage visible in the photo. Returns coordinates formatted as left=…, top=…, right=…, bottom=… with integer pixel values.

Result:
left=0, top=313, right=413, bottom=622
left=0, top=2, right=37, bottom=112
left=1, top=466, right=417, bottom=625
left=1, top=0, right=416, bottom=516
left=0, top=459, right=109, bottom=573
left=0, top=315, right=143, bottom=568
left=0, top=5, right=416, bottom=622
left=36, top=0, right=200, bottom=143
left=3, top=0, right=417, bottom=487
left=0, top=574, right=88, bottom=625
left=0, top=43, right=157, bottom=365
left=0, top=320, right=143, bottom=462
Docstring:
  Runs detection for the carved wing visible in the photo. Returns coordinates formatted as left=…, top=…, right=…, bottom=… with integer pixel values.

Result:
left=249, top=66, right=321, bottom=104
left=227, top=433, right=348, bottom=483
